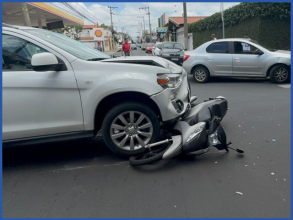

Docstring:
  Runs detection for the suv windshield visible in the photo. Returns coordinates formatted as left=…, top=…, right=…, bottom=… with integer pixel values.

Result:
left=24, top=29, right=110, bottom=60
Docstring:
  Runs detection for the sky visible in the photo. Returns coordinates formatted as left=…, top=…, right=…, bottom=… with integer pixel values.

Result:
left=54, top=2, right=240, bottom=40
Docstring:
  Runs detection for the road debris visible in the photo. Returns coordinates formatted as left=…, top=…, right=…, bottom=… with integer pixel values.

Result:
left=272, top=139, right=276, bottom=142
left=271, top=173, right=275, bottom=175
left=236, top=192, right=243, bottom=195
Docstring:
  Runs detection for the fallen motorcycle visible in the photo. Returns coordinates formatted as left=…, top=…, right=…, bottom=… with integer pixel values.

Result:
left=129, top=96, right=244, bottom=166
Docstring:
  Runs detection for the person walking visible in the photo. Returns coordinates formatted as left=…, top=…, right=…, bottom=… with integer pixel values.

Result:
left=211, top=34, right=217, bottom=41
left=122, top=38, right=133, bottom=57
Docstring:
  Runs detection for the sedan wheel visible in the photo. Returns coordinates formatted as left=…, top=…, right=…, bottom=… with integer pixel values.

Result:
left=193, top=66, right=210, bottom=83
left=270, top=65, right=290, bottom=84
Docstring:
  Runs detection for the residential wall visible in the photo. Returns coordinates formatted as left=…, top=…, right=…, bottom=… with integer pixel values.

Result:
left=176, top=27, right=193, bottom=50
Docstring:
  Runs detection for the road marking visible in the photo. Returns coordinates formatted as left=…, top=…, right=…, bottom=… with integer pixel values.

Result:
left=278, top=84, right=291, bottom=89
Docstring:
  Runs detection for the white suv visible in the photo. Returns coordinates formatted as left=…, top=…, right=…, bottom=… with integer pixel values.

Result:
left=2, top=24, right=191, bottom=156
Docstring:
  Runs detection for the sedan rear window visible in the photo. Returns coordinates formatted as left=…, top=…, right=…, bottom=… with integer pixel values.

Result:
left=206, top=42, right=229, bottom=53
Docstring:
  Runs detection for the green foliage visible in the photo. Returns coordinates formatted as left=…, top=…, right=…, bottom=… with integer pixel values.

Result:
left=101, top=23, right=110, bottom=29
left=188, top=3, right=290, bottom=32
left=189, top=3, right=291, bottom=50
left=54, top=25, right=83, bottom=41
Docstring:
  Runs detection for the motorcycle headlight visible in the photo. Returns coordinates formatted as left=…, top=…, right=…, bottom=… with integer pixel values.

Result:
left=162, top=53, right=170, bottom=56
left=208, top=130, right=221, bottom=146
left=186, top=122, right=206, bottom=143
left=157, top=73, right=182, bottom=89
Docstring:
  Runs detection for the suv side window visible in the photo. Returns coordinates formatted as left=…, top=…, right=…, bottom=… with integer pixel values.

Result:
left=2, top=34, right=47, bottom=70
left=174, top=43, right=184, bottom=50
left=206, top=42, right=229, bottom=53
left=234, top=41, right=259, bottom=54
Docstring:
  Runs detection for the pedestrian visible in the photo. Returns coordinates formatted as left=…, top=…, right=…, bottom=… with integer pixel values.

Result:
left=244, top=34, right=251, bottom=40
left=211, top=34, right=217, bottom=41
left=242, top=34, right=251, bottom=52
left=122, top=38, right=133, bottom=57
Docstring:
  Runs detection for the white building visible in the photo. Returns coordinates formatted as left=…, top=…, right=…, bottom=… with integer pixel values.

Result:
left=80, top=25, right=114, bottom=52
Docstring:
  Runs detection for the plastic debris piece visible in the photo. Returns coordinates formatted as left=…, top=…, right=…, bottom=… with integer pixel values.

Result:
left=245, top=165, right=248, bottom=166
left=271, top=173, right=275, bottom=175
left=215, top=161, right=218, bottom=164
left=236, top=192, right=243, bottom=195
left=249, top=143, right=251, bottom=145
left=174, top=205, right=177, bottom=208
left=284, top=179, right=286, bottom=181
left=272, top=139, right=276, bottom=142
left=278, top=124, right=280, bottom=126
left=239, top=125, right=241, bottom=127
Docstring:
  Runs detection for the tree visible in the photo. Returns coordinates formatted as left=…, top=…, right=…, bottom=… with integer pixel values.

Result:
left=101, top=23, right=110, bottom=29
left=54, top=25, right=83, bottom=41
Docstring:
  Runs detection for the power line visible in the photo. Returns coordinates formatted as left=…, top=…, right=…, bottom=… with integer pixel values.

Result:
left=77, top=3, right=104, bottom=23
left=61, top=2, right=97, bottom=25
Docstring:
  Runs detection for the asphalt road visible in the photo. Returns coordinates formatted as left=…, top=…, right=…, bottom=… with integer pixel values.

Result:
left=3, top=48, right=291, bottom=218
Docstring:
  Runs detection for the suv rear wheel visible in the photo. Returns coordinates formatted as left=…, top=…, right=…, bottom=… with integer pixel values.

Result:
left=102, top=102, right=160, bottom=157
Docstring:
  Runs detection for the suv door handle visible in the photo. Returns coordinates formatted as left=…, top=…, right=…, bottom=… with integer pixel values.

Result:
left=234, top=58, right=240, bottom=60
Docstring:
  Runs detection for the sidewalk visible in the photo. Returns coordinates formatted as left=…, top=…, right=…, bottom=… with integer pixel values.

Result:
left=104, top=50, right=118, bottom=56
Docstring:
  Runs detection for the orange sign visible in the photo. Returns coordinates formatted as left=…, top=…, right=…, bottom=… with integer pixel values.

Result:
left=95, top=30, right=103, bottom=37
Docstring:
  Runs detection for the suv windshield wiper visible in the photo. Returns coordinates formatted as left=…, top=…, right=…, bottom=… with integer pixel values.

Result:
left=87, top=58, right=108, bottom=61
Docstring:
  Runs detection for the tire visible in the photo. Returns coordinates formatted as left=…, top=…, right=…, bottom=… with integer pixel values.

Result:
left=269, top=64, right=290, bottom=84
left=102, top=102, right=160, bottom=157
left=193, top=66, right=210, bottom=83
left=129, top=146, right=168, bottom=166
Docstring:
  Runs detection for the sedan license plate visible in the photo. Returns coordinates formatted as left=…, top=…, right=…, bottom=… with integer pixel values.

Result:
left=171, top=58, right=178, bottom=61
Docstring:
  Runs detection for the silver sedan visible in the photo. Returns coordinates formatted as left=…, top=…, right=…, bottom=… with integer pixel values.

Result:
left=182, top=38, right=291, bottom=83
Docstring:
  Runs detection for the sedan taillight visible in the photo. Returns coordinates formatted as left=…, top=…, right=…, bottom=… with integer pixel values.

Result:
left=184, top=55, right=190, bottom=61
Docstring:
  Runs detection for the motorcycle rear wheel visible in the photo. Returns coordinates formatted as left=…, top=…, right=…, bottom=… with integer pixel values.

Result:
left=129, top=146, right=168, bottom=166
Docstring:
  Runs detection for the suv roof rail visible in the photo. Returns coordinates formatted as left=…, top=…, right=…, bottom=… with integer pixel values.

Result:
left=2, top=23, right=19, bottom=29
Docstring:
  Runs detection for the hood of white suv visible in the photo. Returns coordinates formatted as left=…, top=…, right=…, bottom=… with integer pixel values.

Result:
left=101, top=56, right=183, bottom=74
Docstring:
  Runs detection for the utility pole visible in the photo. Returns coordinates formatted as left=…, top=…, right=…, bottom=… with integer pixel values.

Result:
left=139, top=6, right=151, bottom=41
left=137, top=16, right=145, bottom=35
left=221, top=3, right=225, bottom=39
left=108, top=6, right=117, bottom=51
left=183, top=2, right=188, bottom=50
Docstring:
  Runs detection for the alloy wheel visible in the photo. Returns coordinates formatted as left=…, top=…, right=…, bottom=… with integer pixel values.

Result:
left=110, top=111, right=153, bottom=151
left=195, top=69, right=207, bottom=82
left=274, top=68, right=288, bottom=82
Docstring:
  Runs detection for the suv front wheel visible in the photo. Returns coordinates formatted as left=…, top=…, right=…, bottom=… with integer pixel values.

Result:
left=102, top=102, right=160, bottom=157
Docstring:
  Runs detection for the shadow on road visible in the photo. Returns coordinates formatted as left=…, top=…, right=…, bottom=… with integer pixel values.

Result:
left=3, top=139, right=125, bottom=170
left=188, top=75, right=273, bottom=84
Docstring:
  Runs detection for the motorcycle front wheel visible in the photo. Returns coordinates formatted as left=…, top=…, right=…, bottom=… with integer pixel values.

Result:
left=129, top=146, right=168, bottom=166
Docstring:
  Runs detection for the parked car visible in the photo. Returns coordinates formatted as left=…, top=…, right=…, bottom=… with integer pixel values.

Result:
left=183, top=38, right=291, bottom=83
left=141, top=43, right=147, bottom=51
left=159, top=42, right=185, bottom=65
left=131, top=44, right=137, bottom=50
left=146, top=43, right=155, bottom=53
left=137, top=44, right=141, bottom=48
left=152, top=42, right=162, bottom=56
left=2, top=23, right=191, bottom=157
left=117, top=44, right=122, bottom=51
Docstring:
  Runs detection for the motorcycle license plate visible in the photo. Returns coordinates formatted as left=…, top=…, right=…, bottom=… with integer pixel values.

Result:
left=171, top=58, right=178, bottom=61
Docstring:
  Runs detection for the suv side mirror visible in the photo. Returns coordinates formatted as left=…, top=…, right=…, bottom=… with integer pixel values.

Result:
left=31, top=52, right=62, bottom=71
